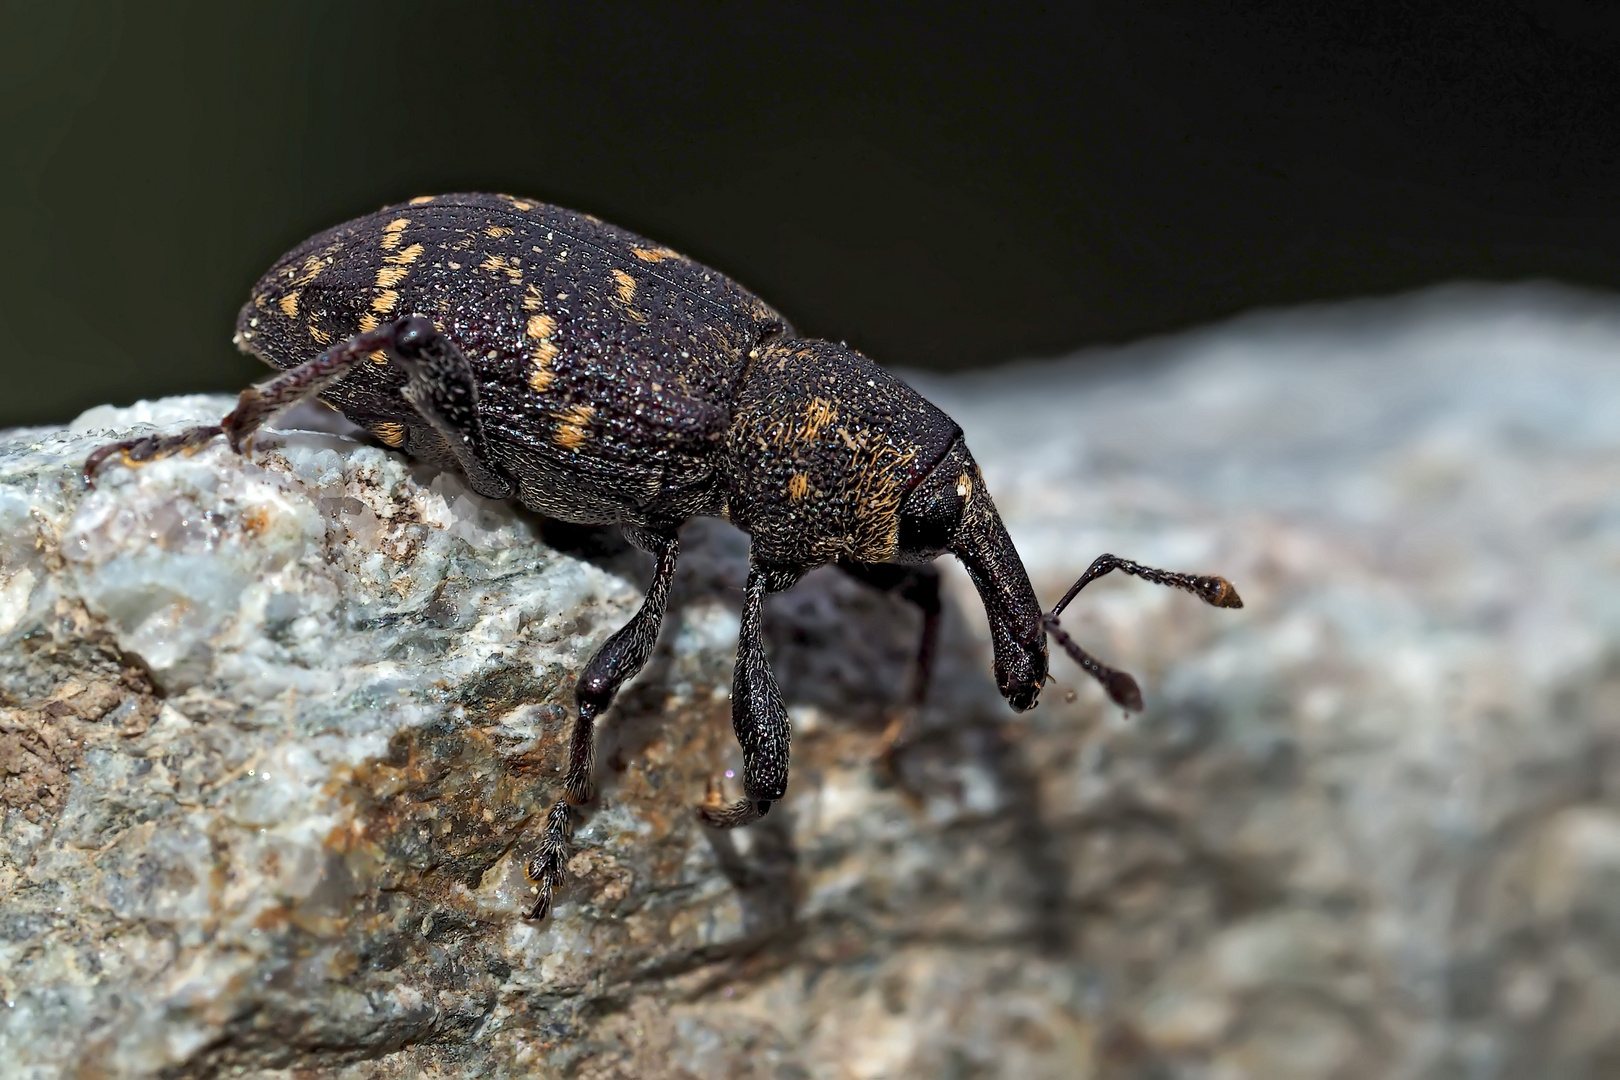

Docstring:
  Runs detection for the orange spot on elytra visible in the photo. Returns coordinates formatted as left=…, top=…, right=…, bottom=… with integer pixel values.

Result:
left=528, top=358, right=556, bottom=393
left=480, top=253, right=522, bottom=281
left=526, top=313, right=558, bottom=341
left=380, top=218, right=410, bottom=250
left=373, top=422, right=406, bottom=446
left=552, top=404, right=594, bottom=449
left=385, top=243, right=424, bottom=266
left=611, top=269, right=636, bottom=304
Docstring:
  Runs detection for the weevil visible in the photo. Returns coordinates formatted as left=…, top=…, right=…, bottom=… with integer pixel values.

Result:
left=85, top=194, right=1243, bottom=918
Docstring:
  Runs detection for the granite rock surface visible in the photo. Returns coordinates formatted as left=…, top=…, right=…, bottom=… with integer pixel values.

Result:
left=2, top=284, right=1619, bottom=1078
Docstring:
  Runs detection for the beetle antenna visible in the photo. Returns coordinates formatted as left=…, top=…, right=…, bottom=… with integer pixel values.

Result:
left=1050, top=554, right=1242, bottom=619
left=1043, top=553, right=1243, bottom=711
left=1042, top=611, right=1143, bottom=711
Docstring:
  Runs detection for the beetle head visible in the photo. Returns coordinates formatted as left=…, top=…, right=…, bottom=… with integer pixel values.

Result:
left=897, top=438, right=1048, bottom=711
left=725, top=340, right=1048, bottom=711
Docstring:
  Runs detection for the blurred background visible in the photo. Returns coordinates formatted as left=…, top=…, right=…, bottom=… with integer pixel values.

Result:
left=5, top=0, right=1620, bottom=427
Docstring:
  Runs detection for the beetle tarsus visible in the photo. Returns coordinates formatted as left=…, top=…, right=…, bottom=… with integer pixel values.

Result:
left=695, top=565, right=793, bottom=831
left=82, top=424, right=227, bottom=486
left=698, top=794, right=769, bottom=829
left=526, top=799, right=575, bottom=920
left=85, top=322, right=401, bottom=483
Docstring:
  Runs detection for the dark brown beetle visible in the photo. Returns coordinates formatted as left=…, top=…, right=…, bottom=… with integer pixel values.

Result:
left=85, top=194, right=1242, bottom=918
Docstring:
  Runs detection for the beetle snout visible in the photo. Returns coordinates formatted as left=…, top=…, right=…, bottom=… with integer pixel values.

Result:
left=943, top=449, right=1050, bottom=715
left=998, top=641, right=1046, bottom=712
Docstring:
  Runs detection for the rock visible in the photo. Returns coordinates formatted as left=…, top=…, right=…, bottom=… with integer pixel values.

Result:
left=2, top=282, right=1619, bottom=1077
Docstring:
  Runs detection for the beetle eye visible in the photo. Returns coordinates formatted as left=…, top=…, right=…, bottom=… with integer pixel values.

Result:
left=897, top=469, right=968, bottom=557
left=898, top=493, right=960, bottom=555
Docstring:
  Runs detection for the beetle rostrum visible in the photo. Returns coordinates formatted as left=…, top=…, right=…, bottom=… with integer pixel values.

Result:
left=84, top=194, right=1243, bottom=919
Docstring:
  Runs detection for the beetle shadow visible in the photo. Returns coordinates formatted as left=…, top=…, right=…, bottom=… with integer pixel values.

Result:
left=259, top=414, right=1067, bottom=946
left=537, top=514, right=1075, bottom=953
left=534, top=517, right=647, bottom=579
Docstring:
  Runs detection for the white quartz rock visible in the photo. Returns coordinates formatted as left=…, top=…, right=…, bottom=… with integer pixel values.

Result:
left=2, top=283, right=1619, bottom=1078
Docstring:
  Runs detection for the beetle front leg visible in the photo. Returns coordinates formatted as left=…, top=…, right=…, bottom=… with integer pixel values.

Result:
left=699, top=564, right=797, bottom=830
left=83, top=324, right=398, bottom=485
left=836, top=560, right=942, bottom=706
left=836, top=560, right=944, bottom=786
left=527, top=528, right=680, bottom=919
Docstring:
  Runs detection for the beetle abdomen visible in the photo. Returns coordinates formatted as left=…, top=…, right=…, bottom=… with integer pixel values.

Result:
left=234, top=194, right=790, bottom=525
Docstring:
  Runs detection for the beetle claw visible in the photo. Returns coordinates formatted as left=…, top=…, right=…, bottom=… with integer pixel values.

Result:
left=697, top=778, right=766, bottom=828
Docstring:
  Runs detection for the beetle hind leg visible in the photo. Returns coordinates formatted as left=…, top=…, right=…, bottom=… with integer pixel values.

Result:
left=82, top=423, right=227, bottom=484
left=83, top=323, right=400, bottom=486
left=526, top=529, right=680, bottom=918
left=386, top=316, right=514, bottom=500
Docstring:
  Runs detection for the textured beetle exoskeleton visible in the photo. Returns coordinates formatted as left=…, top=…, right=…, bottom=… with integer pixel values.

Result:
left=85, top=194, right=1243, bottom=920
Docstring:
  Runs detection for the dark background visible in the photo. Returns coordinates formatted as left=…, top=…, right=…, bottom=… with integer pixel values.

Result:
left=5, top=1, right=1620, bottom=427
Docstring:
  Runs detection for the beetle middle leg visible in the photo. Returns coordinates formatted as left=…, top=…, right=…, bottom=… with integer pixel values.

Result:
left=526, top=527, right=680, bottom=919
left=699, top=564, right=798, bottom=830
